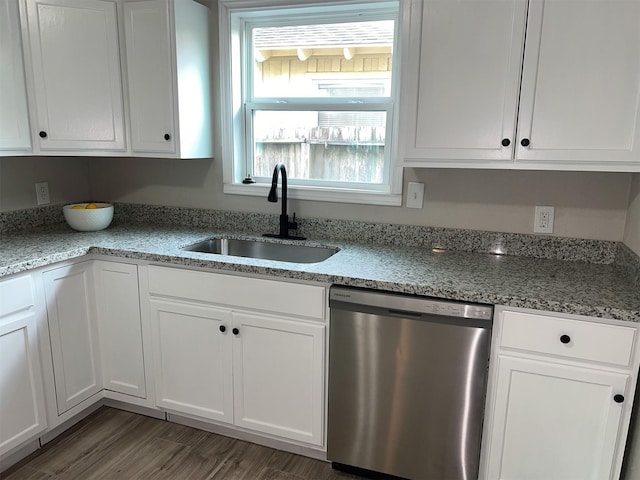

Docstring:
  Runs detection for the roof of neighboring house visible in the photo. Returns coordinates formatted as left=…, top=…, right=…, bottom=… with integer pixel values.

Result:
left=254, top=21, right=394, bottom=49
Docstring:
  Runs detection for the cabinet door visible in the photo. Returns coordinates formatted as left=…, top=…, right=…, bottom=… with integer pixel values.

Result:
left=25, top=0, right=125, bottom=152
left=0, top=313, right=47, bottom=456
left=149, top=299, right=233, bottom=423
left=43, top=263, right=101, bottom=414
left=0, top=276, right=47, bottom=457
left=483, top=355, right=630, bottom=480
left=516, top=0, right=640, bottom=169
left=0, top=0, right=31, bottom=154
left=401, top=0, right=527, bottom=166
left=232, top=312, right=325, bottom=446
left=94, top=261, right=145, bottom=398
left=123, top=0, right=176, bottom=154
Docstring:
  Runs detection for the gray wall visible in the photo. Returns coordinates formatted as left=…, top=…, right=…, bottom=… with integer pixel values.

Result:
left=87, top=155, right=633, bottom=243
left=624, top=173, right=640, bottom=254
left=1, top=153, right=634, bottom=251
left=0, top=156, right=90, bottom=211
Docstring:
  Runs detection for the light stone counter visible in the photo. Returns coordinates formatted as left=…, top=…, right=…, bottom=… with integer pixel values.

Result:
left=2, top=222, right=639, bottom=322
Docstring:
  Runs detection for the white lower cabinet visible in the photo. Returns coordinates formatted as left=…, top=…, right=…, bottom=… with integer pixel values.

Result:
left=146, top=265, right=326, bottom=447
left=480, top=307, right=640, bottom=480
left=94, top=261, right=146, bottom=399
left=0, top=274, right=47, bottom=457
left=149, top=299, right=233, bottom=423
left=231, top=311, right=324, bottom=445
left=42, top=262, right=102, bottom=415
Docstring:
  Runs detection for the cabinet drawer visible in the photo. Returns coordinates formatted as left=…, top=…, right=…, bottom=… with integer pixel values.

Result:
left=500, top=311, right=637, bottom=367
left=147, top=266, right=325, bottom=320
left=0, top=274, right=34, bottom=317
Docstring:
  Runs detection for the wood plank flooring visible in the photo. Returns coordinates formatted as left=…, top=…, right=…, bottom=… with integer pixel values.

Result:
left=1, top=407, right=367, bottom=480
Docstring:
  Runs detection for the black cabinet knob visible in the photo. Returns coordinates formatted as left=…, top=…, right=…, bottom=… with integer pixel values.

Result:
left=232, top=328, right=239, bottom=335
left=560, top=334, right=571, bottom=344
left=501, top=138, right=511, bottom=147
left=39, top=131, right=47, bottom=138
left=520, top=138, right=530, bottom=147
left=614, top=394, right=625, bottom=403
left=219, top=325, right=226, bottom=333
left=164, top=133, right=171, bottom=141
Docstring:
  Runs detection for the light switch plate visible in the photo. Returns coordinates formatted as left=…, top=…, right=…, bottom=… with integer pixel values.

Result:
left=406, top=182, right=424, bottom=209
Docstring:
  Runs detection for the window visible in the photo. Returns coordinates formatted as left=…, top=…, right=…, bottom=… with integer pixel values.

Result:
left=219, top=1, right=403, bottom=205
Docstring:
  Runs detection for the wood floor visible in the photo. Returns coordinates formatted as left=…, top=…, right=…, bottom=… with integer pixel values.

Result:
left=1, top=407, right=367, bottom=480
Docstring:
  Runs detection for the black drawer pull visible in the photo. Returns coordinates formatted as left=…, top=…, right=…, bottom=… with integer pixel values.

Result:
left=614, top=394, right=625, bottom=404
left=559, top=334, right=571, bottom=344
left=219, top=325, right=226, bottom=333
left=232, top=327, right=239, bottom=336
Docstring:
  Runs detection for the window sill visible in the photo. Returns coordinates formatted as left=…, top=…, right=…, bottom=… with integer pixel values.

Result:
left=223, top=182, right=402, bottom=206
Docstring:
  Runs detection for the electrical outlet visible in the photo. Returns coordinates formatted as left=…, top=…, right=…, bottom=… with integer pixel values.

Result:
left=406, top=182, right=425, bottom=209
left=35, top=182, right=50, bottom=205
left=534, top=206, right=554, bottom=234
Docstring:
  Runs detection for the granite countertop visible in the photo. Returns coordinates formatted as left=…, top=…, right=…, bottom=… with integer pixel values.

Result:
left=2, top=222, right=639, bottom=322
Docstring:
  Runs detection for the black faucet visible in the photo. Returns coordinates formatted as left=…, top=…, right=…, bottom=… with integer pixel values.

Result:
left=264, top=164, right=305, bottom=240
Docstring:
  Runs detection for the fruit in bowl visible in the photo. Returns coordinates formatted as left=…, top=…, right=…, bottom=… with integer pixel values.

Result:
left=63, top=203, right=114, bottom=231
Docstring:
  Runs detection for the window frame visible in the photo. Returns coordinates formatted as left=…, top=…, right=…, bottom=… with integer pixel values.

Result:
left=219, top=0, right=405, bottom=206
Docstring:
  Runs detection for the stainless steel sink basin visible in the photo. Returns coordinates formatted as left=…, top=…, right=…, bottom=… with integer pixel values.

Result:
left=182, top=237, right=339, bottom=263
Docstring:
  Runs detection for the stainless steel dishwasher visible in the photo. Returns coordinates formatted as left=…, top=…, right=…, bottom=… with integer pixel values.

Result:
left=328, top=286, right=493, bottom=480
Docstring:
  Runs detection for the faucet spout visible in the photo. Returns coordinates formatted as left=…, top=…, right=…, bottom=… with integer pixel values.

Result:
left=267, top=165, right=281, bottom=203
left=264, top=164, right=305, bottom=240
left=268, top=164, right=287, bottom=211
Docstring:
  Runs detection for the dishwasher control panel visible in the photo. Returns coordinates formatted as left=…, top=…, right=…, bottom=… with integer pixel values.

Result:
left=330, top=286, right=493, bottom=321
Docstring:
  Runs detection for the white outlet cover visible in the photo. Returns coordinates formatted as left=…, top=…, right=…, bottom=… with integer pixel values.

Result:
left=35, top=182, right=50, bottom=205
left=534, top=206, right=554, bottom=234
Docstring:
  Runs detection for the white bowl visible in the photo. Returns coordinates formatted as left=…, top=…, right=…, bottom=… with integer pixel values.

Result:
left=63, top=203, right=114, bottom=231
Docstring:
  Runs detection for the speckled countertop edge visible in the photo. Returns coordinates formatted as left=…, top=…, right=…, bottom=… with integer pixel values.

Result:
left=2, top=222, right=639, bottom=322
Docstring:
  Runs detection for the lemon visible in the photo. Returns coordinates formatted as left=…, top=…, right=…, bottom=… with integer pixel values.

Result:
left=71, top=205, right=84, bottom=210
left=86, top=203, right=98, bottom=209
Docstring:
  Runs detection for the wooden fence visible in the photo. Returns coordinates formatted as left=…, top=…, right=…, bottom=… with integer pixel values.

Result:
left=254, top=126, right=385, bottom=183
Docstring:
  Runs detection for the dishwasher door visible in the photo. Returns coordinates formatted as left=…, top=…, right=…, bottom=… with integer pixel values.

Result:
left=328, top=287, right=493, bottom=480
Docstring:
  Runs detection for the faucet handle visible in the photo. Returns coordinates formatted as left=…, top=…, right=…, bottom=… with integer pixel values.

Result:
left=285, top=212, right=305, bottom=240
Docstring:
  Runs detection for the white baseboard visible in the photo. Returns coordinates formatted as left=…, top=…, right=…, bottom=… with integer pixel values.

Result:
left=102, top=398, right=165, bottom=420
left=166, top=412, right=327, bottom=461
left=0, top=439, right=40, bottom=474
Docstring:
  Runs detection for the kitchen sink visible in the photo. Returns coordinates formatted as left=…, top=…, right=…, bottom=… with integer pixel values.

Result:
left=181, top=237, right=339, bottom=263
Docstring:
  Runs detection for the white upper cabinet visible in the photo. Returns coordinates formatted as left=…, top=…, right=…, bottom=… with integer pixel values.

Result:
left=23, top=0, right=126, bottom=153
left=516, top=0, right=640, bottom=169
left=401, top=0, right=527, bottom=166
left=402, top=0, right=640, bottom=171
left=0, top=0, right=32, bottom=154
left=122, top=0, right=212, bottom=158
